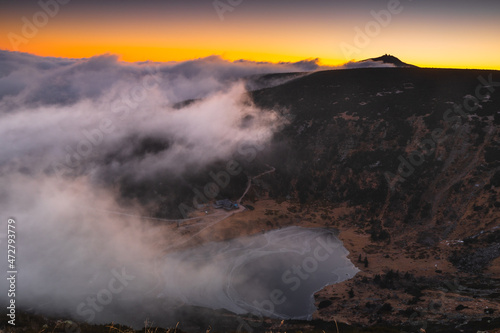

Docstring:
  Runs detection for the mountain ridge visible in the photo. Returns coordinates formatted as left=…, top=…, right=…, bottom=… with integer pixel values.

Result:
left=360, top=54, right=418, bottom=68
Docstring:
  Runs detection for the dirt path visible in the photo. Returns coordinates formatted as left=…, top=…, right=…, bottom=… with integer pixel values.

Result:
left=172, top=164, right=276, bottom=247
left=237, top=164, right=276, bottom=204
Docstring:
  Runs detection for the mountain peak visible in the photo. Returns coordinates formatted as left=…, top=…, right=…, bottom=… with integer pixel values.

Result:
left=361, top=54, right=418, bottom=68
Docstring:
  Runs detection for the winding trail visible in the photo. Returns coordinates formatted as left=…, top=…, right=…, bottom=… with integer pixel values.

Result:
left=237, top=164, right=276, bottom=204
left=165, top=164, right=276, bottom=249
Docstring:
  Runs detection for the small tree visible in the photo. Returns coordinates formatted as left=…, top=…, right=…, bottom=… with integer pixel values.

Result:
left=364, top=256, right=369, bottom=267
left=348, top=288, right=354, bottom=298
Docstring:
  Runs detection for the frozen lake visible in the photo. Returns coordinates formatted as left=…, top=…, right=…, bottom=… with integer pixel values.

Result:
left=161, top=226, right=359, bottom=319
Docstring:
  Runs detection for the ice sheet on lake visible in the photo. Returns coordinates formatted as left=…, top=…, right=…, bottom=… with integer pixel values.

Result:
left=160, top=226, right=359, bottom=319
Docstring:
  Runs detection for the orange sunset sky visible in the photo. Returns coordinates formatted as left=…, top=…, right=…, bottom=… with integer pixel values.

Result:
left=0, top=0, right=499, bottom=69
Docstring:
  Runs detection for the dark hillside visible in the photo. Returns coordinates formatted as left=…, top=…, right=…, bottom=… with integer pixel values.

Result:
left=250, top=67, right=500, bottom=246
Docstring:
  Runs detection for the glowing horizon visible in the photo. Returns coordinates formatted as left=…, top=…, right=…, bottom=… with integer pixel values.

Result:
left=4, top=47, right=498, bottom=72
left=1, top=0, right=499, bottom=70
